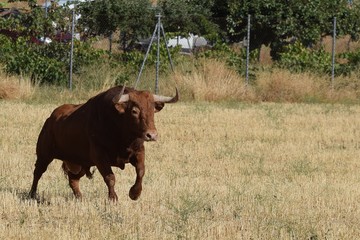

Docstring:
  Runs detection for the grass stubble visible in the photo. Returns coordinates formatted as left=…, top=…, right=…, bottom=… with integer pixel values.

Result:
left=1, top=99, right=360, bottom=239
left=1, top=58, right=360, bottom=239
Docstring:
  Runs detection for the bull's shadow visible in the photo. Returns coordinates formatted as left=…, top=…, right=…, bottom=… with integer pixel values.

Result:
left=0, top=187, right=57, bottom=205
left=1, top=186, right=119, bottom=205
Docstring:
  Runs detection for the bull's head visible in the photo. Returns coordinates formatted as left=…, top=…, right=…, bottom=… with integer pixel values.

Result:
left=112, top=86, right=179, bottom=141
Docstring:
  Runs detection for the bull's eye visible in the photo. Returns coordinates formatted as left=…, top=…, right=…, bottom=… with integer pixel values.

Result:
left=131, top=107, right=140, bottom=117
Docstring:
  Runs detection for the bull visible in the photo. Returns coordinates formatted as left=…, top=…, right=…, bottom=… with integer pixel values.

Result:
left=29, top=85, right=178, bottom=201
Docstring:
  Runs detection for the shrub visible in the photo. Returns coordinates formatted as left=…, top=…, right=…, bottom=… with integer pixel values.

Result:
left=339, top=50, right=360, bottom=75
left=278, top=41, right=360, bottom=77
left=0, top=36, right=103, bottom=85
left=115, top=43, right=182, bottom=73
left=278, top=41, right=332, bottom=74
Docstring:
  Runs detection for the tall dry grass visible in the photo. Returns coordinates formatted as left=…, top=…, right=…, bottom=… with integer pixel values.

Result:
left=1, top=59, right=360, bottom=104
left=172, top=59, right=256, bottom=102
left=1, top=101, right=360, bottom=239
left=256, top=69, right=327, bottom=102
left=256, top=68, right=360, bottom=103
left=0, top=72, right=36, bottom=100
left=169, top=59, right=360, bottom=103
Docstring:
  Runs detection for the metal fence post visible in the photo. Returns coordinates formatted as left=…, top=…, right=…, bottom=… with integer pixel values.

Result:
left=108, top=33, right=113, bottom=54
left=245, top=14, right=251, bottom=86
left=44, top=0, right=48, bottom=18
left=134, top=14, right=174, bottom=92
left=155, top=14, right=161, bottom=94
left=69, top=7, right=75, bottom=91
left=134, top=24, right=158, bottom=89
left=331, top=17, right=336, bottom=89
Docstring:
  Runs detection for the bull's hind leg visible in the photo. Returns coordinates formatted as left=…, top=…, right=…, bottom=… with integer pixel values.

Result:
left=30, top=119, right=55, bottom=200
left=67, top=169, right=86, bottom=199
left=62, top=162, right=87, bottom=199
left=29, top=156, right=54, bottom=199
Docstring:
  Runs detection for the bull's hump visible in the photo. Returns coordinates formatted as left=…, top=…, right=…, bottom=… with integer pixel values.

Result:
left=52, top=104, right=83, bottom=119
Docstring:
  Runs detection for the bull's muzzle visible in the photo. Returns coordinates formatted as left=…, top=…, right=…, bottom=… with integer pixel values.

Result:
left=144, top=130, right=158, bottom=141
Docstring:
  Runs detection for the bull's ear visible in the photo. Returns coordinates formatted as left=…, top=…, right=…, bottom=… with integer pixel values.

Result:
left=115, top=103, right=127, bottom=113
left=154, top=102, right=165, bottom=112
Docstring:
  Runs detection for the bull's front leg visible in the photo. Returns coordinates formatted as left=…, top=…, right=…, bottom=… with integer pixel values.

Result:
left=97, top=165, right=118, bottom=201
left=129, top=150, right=145, bottom=201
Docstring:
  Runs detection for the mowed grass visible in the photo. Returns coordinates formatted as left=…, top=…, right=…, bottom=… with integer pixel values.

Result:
left=1, top=100, right=360, bottom=239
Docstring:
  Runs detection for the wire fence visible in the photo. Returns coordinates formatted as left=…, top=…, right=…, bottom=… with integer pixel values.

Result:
left=242, top=15, right=339, bottom=89
left=60, top=10, right=341, bottom=91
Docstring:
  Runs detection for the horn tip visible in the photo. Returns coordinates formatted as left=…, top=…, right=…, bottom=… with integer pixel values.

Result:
left=174, top=87, right=179, bottom=102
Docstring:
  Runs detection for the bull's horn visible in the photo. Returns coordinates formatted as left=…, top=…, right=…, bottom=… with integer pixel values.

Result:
left=117, top=94, right=129, bottom=103
left=120, top=84, right=126, bottom=95
left=153, top=88, right=179, bottom=103
left=113, top=85, right=129, bottom=103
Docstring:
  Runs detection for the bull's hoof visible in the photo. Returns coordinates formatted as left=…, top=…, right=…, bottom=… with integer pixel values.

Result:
left=28, top=191, right=49, bottom=205
left=108, top=192, right=118, bottom=202
left=129, top=186, right=141, bottom=201
left=73, top=192, right=83, bottom=200
left=29, top=190, right=37, bottom=199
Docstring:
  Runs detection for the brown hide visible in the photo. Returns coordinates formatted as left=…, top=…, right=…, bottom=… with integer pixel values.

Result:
left=30, top=86, right=178, bottom=201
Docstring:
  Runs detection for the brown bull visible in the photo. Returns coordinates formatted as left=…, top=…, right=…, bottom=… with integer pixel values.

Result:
left=29, top=85, right=178, bottom=201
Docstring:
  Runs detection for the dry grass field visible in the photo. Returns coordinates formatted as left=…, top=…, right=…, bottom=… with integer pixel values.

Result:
left=1, top=97, right=360, bottom=239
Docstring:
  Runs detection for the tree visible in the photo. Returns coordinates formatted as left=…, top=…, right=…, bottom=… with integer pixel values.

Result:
left=157, top=0, right=219, bottom=40
left=117, top=0, right=154, bottom=51
left=0, top=0, right=102, bottom=84
left=225, top=0, right=360, bottom=60
left=76, top=0, right=120, bottom=38
left=210, top=0, right=230, bottom=39
left=77, top=0, right=153, bottom=51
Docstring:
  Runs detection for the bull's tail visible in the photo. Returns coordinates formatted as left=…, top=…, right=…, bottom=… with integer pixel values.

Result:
left=85, top=167, right=96, bottom=179
left=61, top=162, right=69, bottom=178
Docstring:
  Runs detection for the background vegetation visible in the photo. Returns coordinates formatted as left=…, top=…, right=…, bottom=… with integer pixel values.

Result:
left=1, top=0, right=360, bottom=104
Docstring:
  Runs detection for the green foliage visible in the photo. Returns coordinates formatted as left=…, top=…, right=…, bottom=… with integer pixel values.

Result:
left=0, top=35, right=102, bottom=84
left=6, top=40, right=67, bottom=84
left=0, top=35, right=12, bottom=62
left=0, top=1, right=103, bottom=85
left=72, top=41, right=104, bottom=72
left=114, top=42, right=181, bottom=73
left=3, top=0, right=360, bottom=88
left=77, top=0, right=121, bottom=37
left=114, top=72, right=130, bottom=86
left=337, top=50, right=360, bottom=77
left=278, top=42, right=332, bottom=75
left=225, top=0, right=360, bottom=59
left=340, top=51, right=360, bottom=69
left=158, top=0, right=219, bottom=38
left=77, top=0, right=153, bottom=51
left=279, top=41, right=360, bottom=77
